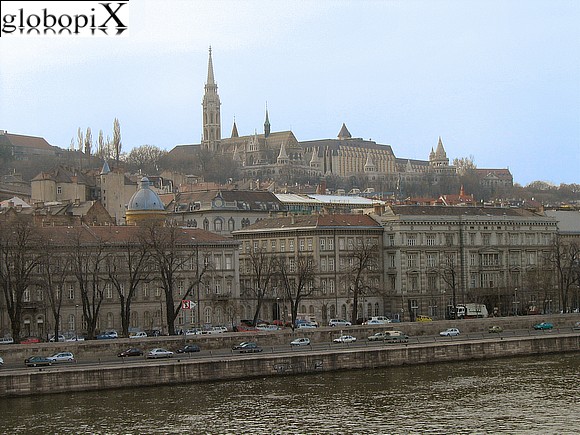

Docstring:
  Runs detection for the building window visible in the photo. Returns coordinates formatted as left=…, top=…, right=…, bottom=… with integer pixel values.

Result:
left=388, top=234, right=395, bottom=246
left=339, top=238, right=345, bottom=250
left=320, top=239, right=326, bottom=251
left=213, top=218, right=223, bottom=232
left=445, top=234, right=454, bottom=246
left=328, top=238, right=334, bottom=251
left=426, top=234, right=435, bottom=246
left=280, top=240, right=285, bottom=252
left=328, top=258, right=335, bottom=271
left=329, top=280, right=335, bottom=294
left=271, top=240, right=276, bottom=251
left=289, top=240, right=294, bottom=251
left=407, top=253, right=418, bottom=268
left=225, top=255, right=232, bottom=270
left=69, top=284, right=75, bottom=300
left=57, top=186, right=62, bottom=195
left=426, top=253, right=436, bottom=268
left=228, top=218, right=235, bottom=232
left=407, top=235, right=417, bottom=246
left=106, top=283, right=113, bottom=299
left=320, top=258, right=327, bottom=272
left=482, top=234, right=491, bottom=246
left=307, top=239, right=313, bottom=251
left=289, top=259, right=296, bottom=272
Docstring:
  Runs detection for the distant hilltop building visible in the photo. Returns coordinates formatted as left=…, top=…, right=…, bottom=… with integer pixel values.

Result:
left=167, top=48, right=511, bottom=192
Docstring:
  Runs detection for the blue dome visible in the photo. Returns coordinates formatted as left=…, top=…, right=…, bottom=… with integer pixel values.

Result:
left=127, top=177, right=165, bottom=211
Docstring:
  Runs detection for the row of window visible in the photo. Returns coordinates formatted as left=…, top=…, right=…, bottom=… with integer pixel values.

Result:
left=245, top=236, right=379, bottom=253
left=398, top=232, right=554, bottom=247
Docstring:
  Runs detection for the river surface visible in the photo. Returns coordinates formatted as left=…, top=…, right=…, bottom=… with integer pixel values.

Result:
left=1, top=352, right=579, bottom=434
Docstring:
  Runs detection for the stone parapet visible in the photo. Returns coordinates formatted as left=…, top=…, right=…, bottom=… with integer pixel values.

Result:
left=1, top=333, right=579, bottom=398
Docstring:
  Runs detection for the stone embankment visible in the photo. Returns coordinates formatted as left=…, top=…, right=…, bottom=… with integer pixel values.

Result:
left=1, top=330, right=579, bottom=398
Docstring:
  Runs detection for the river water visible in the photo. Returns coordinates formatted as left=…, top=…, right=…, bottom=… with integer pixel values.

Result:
left=1, top=352, right=579, bottom=434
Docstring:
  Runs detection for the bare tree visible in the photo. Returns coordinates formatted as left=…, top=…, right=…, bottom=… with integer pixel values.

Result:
left=275, top=252, right=317, bottom=330
left=0, top=218, right=42, bottom=342
left=547, top=237, right=579, bottom=313
left=112, top=118, right=122, bottom=163
left=143, top=224, right=212, bottom=335
left=69, top=228, right=109, bottom=339
left=37, top=236, right=72, bottom=341
left=125, top=144, right=168, bottom=174
left=241, top=246, right=277, bottom=326
left=104, top=233, right=153, bottom=337
left=438, top=252, right=461, bottom=319
left=341, top=238, right=381, bottom=324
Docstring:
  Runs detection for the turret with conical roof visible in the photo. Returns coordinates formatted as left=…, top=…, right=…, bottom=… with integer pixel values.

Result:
left=430, top=136, right=449, bottom=167
left=338, top=123, right=352, bottom=139
left=231, top=118, right=239, bottom=138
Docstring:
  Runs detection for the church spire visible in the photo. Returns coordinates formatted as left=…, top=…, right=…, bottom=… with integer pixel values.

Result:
left=264, top=103, right=271, bottom=138
left=202, top=46, right=221, bottom=152
left=231, top=118, right=239, bottom=138
left=207, top=46, right=215, bottom=85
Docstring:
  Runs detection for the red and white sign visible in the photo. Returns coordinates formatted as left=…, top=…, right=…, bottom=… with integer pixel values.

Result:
left=181, top=300, right=192, bottom=310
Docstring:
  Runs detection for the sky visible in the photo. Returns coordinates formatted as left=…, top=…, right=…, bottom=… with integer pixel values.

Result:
left=1, top=0, right=579, bottom=186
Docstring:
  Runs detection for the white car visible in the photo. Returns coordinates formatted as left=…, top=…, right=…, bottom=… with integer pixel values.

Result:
left=439, top=328, right=461, bottom=337
left=146, top=348, right=174, bottom=359
left=0, top=356, right=3, bottom=366
left=48, top=334, right=66, bottom=342
left=290, top=337, right=311, bottom=346
left=130, top=331, right=148, bottom=339
left=47, top=351, right=76, bottom=363
left=297, top=323, right=317, bottom=329
left=328, top=319, right=352, bottom=327
left=333, top=335, right=357, bottom=343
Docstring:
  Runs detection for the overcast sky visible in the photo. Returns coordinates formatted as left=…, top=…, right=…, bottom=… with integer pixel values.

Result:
left=1, top=0, right=578, bottom=186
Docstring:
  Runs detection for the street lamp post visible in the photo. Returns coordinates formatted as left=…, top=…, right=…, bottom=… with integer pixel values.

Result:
left=74, top=304, right=78, bottom=337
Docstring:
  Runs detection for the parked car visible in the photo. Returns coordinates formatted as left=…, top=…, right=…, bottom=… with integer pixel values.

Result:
left=0, top=337, right=14, bottom=345
left=66, top=335, right=85, bottom=342
left=328, top=319, right=352, bottom=327
left=25, top=356, right=53, bottom=367
left=21, top=337, right=42, bottom=344
left=533, top=322, right=553, bottom=330
left=363, top=316, right=392, bottom=325
left=0, top=356, right=3, bottom=366
left=416, top=315, right=433, bottom=322
left=47, top=351, right=75, bottom=363
left=118, top=348, right=144, bottom=357
left=97, top=330, right=118, bottom=339
left=439, top=328, right=461, bottom=337
left=573, top=321, right=580, bottom=331
left=237, top=342, right=263, bottom=353
left=176, top=344, right=201, bottom=353
left=256, top=324, right=280, bottom=331
left=146, top=348, right=174, bottom=359
left=333, top=335, right=357, bottom=343
left=129, top=331, right=148, bottom=339
left=488, top=325, right=504, bottom=333
left=290, top=337, right=311, bottom=346
left=48, top=334, right=66, bottom=342
left=297, top=322, right=318, bottom=329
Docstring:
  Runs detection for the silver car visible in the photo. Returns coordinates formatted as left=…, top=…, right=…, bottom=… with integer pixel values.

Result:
left=146, top=348, right=174, bottom=359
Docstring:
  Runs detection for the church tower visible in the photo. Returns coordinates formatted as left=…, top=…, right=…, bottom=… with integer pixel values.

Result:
left=202, top=47, right=221, bottom=152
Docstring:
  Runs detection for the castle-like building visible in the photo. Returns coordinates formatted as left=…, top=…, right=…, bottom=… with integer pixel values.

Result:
left=168, top=48, right=489, bottom=190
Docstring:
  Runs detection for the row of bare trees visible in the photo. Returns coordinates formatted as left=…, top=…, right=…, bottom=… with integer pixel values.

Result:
left=0, top=218, right=214, bottom=342
left=241, top=239, right=382, bottom=327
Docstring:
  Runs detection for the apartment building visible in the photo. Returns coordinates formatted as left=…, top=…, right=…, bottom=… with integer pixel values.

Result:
left=233, top=214, right=384, bottom=326
left=371, top=205, right=558, bottom=320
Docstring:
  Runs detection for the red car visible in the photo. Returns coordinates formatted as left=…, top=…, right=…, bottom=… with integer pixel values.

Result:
left=21, top=337, right=42, bottom=344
